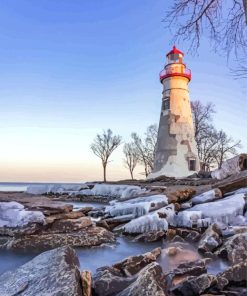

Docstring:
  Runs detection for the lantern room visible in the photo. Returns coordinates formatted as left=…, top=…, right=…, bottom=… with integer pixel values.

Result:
left=166, top=45, right=184, bottom=64
left=159, top=45, right=191, bottom=82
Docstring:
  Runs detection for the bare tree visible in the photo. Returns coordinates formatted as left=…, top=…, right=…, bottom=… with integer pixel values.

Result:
left=213, top=130, right=242, bottom=168
left=164, top=0, right=247, bottom=74
left=191, top=100, right=241, bottom=170
left=123, top=143, right=138, bottom=180
left=91, top=129, right=121, bottom=182
left=131, top=124, right=158, bottom=177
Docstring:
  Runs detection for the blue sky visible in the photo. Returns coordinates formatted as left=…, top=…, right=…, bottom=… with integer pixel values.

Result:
left=0, top=0, right=246, bottom=182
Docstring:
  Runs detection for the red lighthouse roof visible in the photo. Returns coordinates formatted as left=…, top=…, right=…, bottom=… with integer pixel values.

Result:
left=166, top=45, right=184, bottom=57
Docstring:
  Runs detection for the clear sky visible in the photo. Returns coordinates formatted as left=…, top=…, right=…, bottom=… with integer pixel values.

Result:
left=0, top=0, right=246, bottom=182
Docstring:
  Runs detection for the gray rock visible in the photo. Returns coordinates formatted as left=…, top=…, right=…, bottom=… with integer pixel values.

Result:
left=171, top=258, right=209, bottom=277
left=6, top=226, right=115, bottom=250
left=198, top=224, right=222, bottom=253
left=216, top=261, right=247, bottom=290
left=170, top=274, right=217, bottom=296
left=93, top=266, right=135, bottom=296
left=133, top=231, right=166, bottom=242
left=116, top=262, right=166, bottom=296
left=112, top=247, right=161, bottom=276
left=215, top=233, right=247, bottom=264
left=0, top=246, right=82, bottom=296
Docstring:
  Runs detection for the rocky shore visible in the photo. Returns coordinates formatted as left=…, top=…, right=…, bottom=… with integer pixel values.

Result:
left=0, top=169, right=246, bottom=295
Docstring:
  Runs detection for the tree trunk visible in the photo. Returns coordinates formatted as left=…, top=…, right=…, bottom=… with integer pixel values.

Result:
left=130, top=170, right=134, bottom=180
left=103, top=164, right=107, bottom=182
left=243, top=0, right=247, bottom=25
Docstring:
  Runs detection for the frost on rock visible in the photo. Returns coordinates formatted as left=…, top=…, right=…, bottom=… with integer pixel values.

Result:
left=122, top=212, right=168, bottom=234
left=0, top=202, right=45, bottom=228
left=26, top=184, right=88, bottom=195
left=105, top=195, right=168, bottom=218
left=79, top=184, right=146, bottom=199
left=179, top=194, right=246, bottom=227
left=191, top=189, right=222, bottom=205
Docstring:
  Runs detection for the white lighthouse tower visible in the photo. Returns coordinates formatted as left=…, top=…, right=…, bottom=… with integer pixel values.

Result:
left=148, top=46, right=200, bottom=179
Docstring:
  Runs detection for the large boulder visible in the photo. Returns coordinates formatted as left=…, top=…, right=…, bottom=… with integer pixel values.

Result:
left=0, top=246, right=82, bottom=296
left=170, top=274, right=217, bottom=296
left=116, top=262, right=167, bottom=296
left=5, top=226, right=115, bottom=250
left=112, top=247, right=161, bottom=276
left=93, top=266, right=135, bottom=296
left=216, top=261, right=247, bottom=290
left=214, top=233, right=247, bottom=264
left=198, top=224, right=222, bottom=253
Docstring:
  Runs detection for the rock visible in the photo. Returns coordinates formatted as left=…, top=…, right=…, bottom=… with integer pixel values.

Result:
left=170, top=228, right=201, bottom=242
left=167, top=188, right=196, bottom=204
left=215, top=261, right=247, bottom=290
left=113, top=247, right=161, bottom=276
left=5, top=226, right=115, bottom=250
left=215, top=233, right=247, bottom=264
left=96, top=219, right=110, bottom=230
left=192, top=189, right=222, bottom=205
left=45, top=210, right=85, bottom=224
left=198, top=224, right=222, bottom=253
left=166, top=246, right=178, bottom=256
left=48, top=217, right=92, bottom=233
left=171, top=259, right=208, bottom=277
left=81, top=270, right=92, bottom=296
left=93, top=266, right=135, bottom=296
left=166, top=229, right=177, bottom=240
left=170, top=274, right=217, bottom=296
left=0, top=246, right=82, bottom=296
left=78, top=206, right=93, bottom=215
left=116, top=262, right=166, bottom=296
left=133, top=231, right=166, bottom=242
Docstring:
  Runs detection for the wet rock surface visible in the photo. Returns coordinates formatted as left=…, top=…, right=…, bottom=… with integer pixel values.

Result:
left=0, top=246, right=82, bottom=296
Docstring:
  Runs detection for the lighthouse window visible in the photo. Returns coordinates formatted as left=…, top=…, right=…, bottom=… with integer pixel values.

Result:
left=163, top=98, right=170, bottom=110
left=189, top=159, right=196, bottom=171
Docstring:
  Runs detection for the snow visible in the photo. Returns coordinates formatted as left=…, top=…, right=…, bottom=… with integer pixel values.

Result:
left=26, top=184, right=88, bottom=195
left=0, top=202, right=45, bottom=228
left=191, top=190, right=220, bottom=205
left=79, top=184, right=146, bottom=199
left=121, top=212, right=168, bottom=234
left=179, top=193, right=246, bottom=227
left=105, top=195, right=168, bottom=218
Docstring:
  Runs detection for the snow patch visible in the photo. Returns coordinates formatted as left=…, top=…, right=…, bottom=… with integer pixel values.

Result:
left=0, top=202, right=45, bottom=228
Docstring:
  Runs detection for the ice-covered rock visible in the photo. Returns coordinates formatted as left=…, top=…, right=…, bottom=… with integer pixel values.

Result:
left=225, top=187, right=247, bottom=196
left=120, top=208, right=169, bottom=234
left=0, top=201, right=45, bottom=228
left=105, top=195, right=168, bottom=218
left=178, top=194, right=245, bottom=227
left=26, top=183, right=87, bottom=195
left=232, top=215, right=247, bottom=226
left=80, top=184, right=146, bottom=199
left=191, top=189, right=222, bottom=205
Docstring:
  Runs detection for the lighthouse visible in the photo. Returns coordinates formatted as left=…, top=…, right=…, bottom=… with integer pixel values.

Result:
left=148, top=46, right=200, bottom=179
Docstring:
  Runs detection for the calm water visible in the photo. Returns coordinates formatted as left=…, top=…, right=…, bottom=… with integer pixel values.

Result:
left=0, top=237, right=160, bottom=275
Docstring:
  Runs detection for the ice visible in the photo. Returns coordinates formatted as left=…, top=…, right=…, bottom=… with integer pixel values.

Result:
left=192, top=190, right=220, bottom=205
left=225, top=187, right=247, bottom=196
left=79, top=184, right=146, bottom=199
left=26, top=184, right=88, bottom=195
left=232, top=215, right=247, bottom=226
left=186, top=193, right=245, bottom=226
left=105, top=195, right=168, bottom=218
left=175, top=210, right=202, bottom=228
left=0, top=202, right=45, bottom=228
left=121, top=212, right=168, bottom=234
